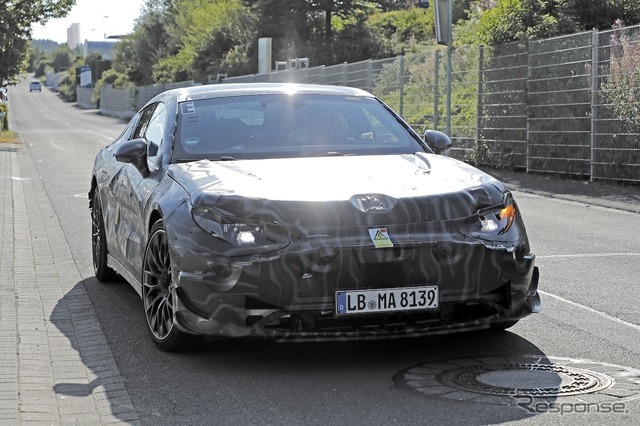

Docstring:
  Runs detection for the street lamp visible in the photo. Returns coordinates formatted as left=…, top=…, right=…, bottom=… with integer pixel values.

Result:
left=103, top=16, right=109, bottom=40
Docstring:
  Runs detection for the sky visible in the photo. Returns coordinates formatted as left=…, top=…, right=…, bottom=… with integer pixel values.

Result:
left=31, top=0, right=146, bottom=43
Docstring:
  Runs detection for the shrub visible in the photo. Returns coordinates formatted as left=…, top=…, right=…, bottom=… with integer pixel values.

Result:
left=0, top=103, right=8, bottom=130
left=601, top=20, right=640, bottom=130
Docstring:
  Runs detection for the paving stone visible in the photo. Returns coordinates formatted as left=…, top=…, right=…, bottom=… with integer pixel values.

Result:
left=1, top=144, right=139, bottom=424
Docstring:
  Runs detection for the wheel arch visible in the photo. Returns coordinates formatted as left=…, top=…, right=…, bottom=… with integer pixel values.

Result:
left=148, top=209, right=163, bottom=234
left=89, top=177, right=98, bottom=208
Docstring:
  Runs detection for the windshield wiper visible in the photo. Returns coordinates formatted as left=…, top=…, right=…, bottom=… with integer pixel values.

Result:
left=216, top=156, right=237, bottom=161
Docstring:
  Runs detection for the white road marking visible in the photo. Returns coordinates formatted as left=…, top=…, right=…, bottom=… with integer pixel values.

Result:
left=538, top=253, right=640, bottom=259
left=539, top=290, right=640, bottom=332
left=10, top=176, right=41, bottom=181
left=49, top=140, right=71, bottom=152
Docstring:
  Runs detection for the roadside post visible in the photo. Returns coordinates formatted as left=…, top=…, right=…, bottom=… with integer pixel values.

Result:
left=434, top=0, right=453, bottom=136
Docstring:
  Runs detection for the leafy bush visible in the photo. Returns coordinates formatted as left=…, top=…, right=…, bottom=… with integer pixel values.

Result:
left=56, top=68, right=76, bottom=102
left=601, top=20, right=640, bottom=130
left=93, top=69, right=134, bottom=105
left=0, top=103, right=9, bottom=130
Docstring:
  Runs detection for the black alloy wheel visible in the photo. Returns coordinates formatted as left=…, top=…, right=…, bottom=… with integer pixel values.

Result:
left=91, top=191, right=118, bottom=282
left=142, top=220, right=201, bottom=351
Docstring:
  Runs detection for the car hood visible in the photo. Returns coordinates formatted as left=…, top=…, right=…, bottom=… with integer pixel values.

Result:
left=169, top=154, right=506, bottom=226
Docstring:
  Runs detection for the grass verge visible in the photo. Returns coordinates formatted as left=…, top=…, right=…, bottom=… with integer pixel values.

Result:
left=0, top=130, right=19, bottom=144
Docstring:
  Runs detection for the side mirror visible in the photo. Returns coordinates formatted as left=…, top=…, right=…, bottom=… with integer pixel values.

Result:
left=115, top=138, right=150, bottom=177
left=424, top=130, right=452, bottom=155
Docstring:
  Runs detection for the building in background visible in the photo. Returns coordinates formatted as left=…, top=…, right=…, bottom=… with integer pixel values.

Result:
left=83, top=39, right=119, bottom=60
left=67, top=23, right=81, bottom=49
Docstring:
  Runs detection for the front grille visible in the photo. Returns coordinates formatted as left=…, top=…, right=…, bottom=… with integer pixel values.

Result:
left=253, top=301, right=501, bottom=335
left=286, top=247, right=435, bottom=301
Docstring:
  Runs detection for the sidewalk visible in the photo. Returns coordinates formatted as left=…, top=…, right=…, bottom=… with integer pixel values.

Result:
left=484, top=168, right=640, bottom=214
left=0, top=142, right=139, bottom=424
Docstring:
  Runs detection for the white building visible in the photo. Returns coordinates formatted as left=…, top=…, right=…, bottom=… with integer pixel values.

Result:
left=83, top=40, right=120, bottom=60
left=67, top=23, right=81, bottom=49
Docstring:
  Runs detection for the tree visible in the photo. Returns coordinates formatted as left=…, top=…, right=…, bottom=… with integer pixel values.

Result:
left=111, top=0, right=175, bottom=86
left=152, top=0, right=257, bottom=82
left=601, top=19, right=640, bottom=130
left=309, top=0, right=404, bottom=39
left=456, top=0, right=640, bottom=47
left=244, top=0, right=315, bottom=63
left=368, top=5, right=436, bottom=55
left=0, top=0, right=75, bottom=82
left=50, top=45, right=74, bottom=72
left=244, top=0, right=405, bottom=66
left=559, top=0, right=640, bottom=31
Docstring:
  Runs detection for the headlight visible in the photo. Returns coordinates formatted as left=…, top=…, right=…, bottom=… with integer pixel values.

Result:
left=477, top=196, right=517, bottom=236
left=191, top=206, right=288, bottom=248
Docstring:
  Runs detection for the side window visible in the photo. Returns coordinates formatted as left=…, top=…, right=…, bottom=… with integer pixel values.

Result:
left=131, top=102, right=167, bottom=158
left=132, top=104, right=157, bottom=140
left=114, top=112, right=140, bottom=143
left=145, top=103, right=167, bottom=158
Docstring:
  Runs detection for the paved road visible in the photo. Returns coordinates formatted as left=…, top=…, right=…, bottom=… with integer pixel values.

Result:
left=2, top=78, right=640, bottom=425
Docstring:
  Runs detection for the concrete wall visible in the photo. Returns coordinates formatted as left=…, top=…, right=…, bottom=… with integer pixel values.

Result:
left=99, top=86, right=135, bottom=119
left=77, top=87, right=96, bottom=109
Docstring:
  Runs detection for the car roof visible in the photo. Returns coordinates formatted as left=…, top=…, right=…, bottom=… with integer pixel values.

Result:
left=159, top=83, right=374, bottom=103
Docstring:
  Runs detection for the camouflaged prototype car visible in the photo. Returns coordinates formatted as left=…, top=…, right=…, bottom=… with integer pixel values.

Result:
left=89, top=83, right=540, bottom=351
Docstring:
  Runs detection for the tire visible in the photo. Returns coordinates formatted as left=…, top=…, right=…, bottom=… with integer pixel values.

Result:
left=91, top=191, right=119, bottom=282
left=142, top=220, right=202, bottom=352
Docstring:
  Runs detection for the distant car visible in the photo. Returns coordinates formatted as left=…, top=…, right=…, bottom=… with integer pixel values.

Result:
left=29, top=81, right=41, bottom=92
left=89, top=83, right=540, bottom=351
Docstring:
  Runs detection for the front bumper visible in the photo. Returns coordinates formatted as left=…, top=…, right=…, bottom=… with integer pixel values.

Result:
left=172, top=240, right=540, bottom=341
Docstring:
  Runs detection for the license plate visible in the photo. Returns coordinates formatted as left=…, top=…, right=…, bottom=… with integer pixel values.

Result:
left=335, top=285, right=439, bottom=315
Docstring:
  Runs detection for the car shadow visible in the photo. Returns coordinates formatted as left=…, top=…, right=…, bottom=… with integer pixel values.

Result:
left=49, top=279, right=139, bottom=422
left=52, top=279, right=555, bottom=424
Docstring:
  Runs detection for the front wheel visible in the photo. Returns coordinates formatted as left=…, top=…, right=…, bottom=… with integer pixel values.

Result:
left=142, top=220, right=202, bottom=352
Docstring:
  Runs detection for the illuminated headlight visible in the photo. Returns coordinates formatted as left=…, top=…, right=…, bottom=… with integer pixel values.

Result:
left=191, top=206, right=287, bottom=248
left=478, top=199, right=517, bottom=235
left=229, top=224, right=262, bottom=246
left=236, top=231, right=255, bottom=245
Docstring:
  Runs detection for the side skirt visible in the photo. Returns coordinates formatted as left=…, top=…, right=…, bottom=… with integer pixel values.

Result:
left=107, top=254, right=143, bottom=297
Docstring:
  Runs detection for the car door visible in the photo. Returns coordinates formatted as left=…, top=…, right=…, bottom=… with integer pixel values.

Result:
left=115, top=102, right=168, bottom=275
left=99, top=112, right=140, bottom=265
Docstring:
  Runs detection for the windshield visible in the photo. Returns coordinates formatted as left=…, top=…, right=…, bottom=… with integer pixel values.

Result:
left=172, top=93, right=427, bottom=162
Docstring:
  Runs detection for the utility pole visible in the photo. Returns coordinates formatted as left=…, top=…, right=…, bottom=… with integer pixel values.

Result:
left=434, top=1, right=453, bottom=136
left=103, top=16, right=109, bottom=40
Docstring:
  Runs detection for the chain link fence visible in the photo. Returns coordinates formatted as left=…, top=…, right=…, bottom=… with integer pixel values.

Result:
left=100, top=25, right=640, bottom=184
left=220, top=26, right=640, bottom=183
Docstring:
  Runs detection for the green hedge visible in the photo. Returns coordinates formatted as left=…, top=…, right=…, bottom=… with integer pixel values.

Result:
left=0, top=103, right=8, bottom=131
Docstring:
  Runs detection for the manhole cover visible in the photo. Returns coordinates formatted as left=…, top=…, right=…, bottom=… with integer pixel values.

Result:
left=394, top=355, right=640, bottom=406
left=439, top=363, right=612, bottom=397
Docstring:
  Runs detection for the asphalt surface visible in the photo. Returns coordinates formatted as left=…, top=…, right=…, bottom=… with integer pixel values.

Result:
left=1, top=78, right=640, bottom=425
